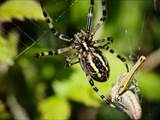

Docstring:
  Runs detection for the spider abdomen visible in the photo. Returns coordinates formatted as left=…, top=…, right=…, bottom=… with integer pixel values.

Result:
left=80, top=50, right=110, bottom=82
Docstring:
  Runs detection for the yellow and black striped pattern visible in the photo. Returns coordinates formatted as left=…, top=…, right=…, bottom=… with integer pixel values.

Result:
left=80, top=48, right=110, bottom=82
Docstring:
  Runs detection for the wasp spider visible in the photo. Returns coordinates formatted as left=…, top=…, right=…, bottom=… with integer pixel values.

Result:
left=35, top=0, right=129, bottom=106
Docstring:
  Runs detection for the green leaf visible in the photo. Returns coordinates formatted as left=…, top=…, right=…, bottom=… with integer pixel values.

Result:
left=39, top=96, right=71, bottom=120
left=138, top=71, right=160, bottom=101
left=0, top=31, right=19, bottom=65
left=53, top=66, right=101, bottom=107
left=53, top=52, right=129, bottom=107
left=0, top=0, right=43, bottom=22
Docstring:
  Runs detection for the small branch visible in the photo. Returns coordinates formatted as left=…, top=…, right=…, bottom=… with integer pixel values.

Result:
left=7, top=95, right=30, bottom=120
left=141, top=49, right=160, bottom=71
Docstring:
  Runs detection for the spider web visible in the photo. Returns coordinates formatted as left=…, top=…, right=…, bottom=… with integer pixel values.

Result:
left=13, top=0, right=143, bottom=60
left=14, top=0, right=80, bottom=59
left=13, top=21, right=49, bottom=59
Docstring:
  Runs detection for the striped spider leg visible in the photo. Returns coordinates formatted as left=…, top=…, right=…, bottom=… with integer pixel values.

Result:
left=92, top=37, right=113, bottom=45
left=97, top=44, right=129, bottom=72
left=64, top=52, right=80, bottom=67
left=35, top=46, right=80, bottom=68
left=86, top=0, right=107, bottom=38
left=92, top=0, right=107, bottom=36
left=108, top=56, right=146, bottom=120
left=35, top=46, right=73, bottom=58
left=86, top=0, right=94, bottom=34
left=40, top=0, right=72, bottom=42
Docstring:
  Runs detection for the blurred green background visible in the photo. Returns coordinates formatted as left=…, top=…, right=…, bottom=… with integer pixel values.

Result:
left=0, top=0, right=160, bottom=120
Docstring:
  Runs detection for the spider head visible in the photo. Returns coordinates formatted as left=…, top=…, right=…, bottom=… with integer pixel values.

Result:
left=74, top=30, right=91, bottom=51
left=74, top=30, right=92, bottom=43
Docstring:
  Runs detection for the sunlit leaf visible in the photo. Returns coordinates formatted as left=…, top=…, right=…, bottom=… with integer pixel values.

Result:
left=0, top=0, right=43, bottom=21
left=0, top=31, right=19, bottom=65
left=138, top=71, right=160, bottom=101
left=53, top=66, right=100, bottom=107
left=39, top=96, right=71, bottom=120
left=53, top=66, right=99, bottom=106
